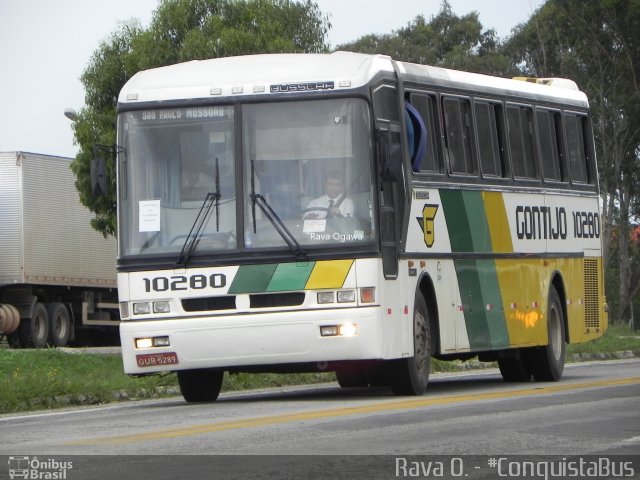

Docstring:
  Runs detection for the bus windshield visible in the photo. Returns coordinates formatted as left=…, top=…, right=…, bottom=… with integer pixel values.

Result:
left=118, top=98, right=375, bottom=258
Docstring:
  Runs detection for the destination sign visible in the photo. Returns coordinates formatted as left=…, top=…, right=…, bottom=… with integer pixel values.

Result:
left=139, top=106, right=231, bottom=122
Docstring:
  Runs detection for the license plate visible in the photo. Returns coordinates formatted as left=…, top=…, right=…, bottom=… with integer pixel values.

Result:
left=136, top=352, right=179, bottom=367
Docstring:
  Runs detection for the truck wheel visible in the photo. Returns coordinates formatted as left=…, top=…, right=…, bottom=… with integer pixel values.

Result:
left=19, top=302, right=49, bottom=348
left=529, top=286, right=566, bottom=381
left=47, top=303, right=72, bottom=347
left=388, top=293, right=431, bottom=396
left=177, top=369, right=224, bottom=402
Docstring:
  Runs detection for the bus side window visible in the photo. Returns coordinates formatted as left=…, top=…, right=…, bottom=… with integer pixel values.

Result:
left=536, top=109, right=564, bottom=182
left=443, top=96, right=475, bottom=175
left=563, top=113, right=590, bottom=184
left=507, top=104, right=537, bottom=180
left=408, top=93, right=441, bottom=174
left=474, top=100, right=504, bottom=178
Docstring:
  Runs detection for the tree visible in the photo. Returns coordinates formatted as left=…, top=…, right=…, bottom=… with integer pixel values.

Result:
left=338, top=1, right=515, bottom=77
left=70, top=0, right=331, bottom=237
left=505, top=0, right=640, bottom=324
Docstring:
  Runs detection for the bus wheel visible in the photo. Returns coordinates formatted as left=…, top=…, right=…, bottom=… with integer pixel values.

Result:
left=19, top=303, right=49, bottom=348
left=47, top=303, right=72, bottom=347
left=335, top=365, right=368, bottom=388
left=177, top=369, right=224, bottom=402
left=530, top=286, right=566, bottom=381
left=498, top=349, right=532, bottom=382
left=388, top=293, right=431, bottom=396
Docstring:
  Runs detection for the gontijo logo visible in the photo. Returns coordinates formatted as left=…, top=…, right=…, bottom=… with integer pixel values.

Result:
left=417, top=204, right=439, bottom=248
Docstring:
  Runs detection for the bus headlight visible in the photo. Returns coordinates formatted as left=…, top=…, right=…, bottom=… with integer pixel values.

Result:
left=153, top=301, right=171, bottom=313
left=320, top=325, right=339, bottom=337
left=135, top=336, right=171, bottom=349
left=339, top=323, right=358, bottom=337
left=133, top=302, right=151, bottom=315
left=317, top=292, right=335, bottom=304
left=337, top=290, right=356, bottom=303
left=319, top=323, right=358, bottom=337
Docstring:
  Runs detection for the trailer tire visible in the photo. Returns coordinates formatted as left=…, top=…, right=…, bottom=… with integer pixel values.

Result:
left=47, top=303, right=72, bottom=347
left=177, top=369, right=224, bottom=403
left=19, top=302, right=49, bottom=348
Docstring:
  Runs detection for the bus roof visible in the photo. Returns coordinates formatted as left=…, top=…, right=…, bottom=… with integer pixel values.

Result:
left=118, top=51, right=588, bottom=108
left=397, top=61, right=589, bottom=107
left=118, top=52, right=393, bottom=104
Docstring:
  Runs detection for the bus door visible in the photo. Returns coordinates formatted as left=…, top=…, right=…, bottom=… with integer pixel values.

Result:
left=372, top=83, right=408, bottom=279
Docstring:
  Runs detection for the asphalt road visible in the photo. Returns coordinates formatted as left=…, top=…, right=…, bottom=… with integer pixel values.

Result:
left=1, top=359, right=639, bottom=479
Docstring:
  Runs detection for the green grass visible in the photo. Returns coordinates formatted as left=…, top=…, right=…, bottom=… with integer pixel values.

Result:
left=567, top=323, right=640, bottom=355
left=1, top=324, right=638, bottom=414
left=0, top=348, right=338, bottom=413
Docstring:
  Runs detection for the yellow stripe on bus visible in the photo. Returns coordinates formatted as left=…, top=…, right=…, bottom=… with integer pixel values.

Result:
left=305, top=260, right=354, bottom=289
left=482, top=191, right=513, bottom=253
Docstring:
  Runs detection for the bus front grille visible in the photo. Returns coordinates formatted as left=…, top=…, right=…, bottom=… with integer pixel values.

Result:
left=181, top=292, right=305, bottom=312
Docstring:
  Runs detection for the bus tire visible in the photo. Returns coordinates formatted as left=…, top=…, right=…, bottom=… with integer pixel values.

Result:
left=498, top=349, right=532, bottom=382
left=335, top=365, right=368, bottom=388
left=177, top=369, right=224, bottom=402
left=47, top=303, right=72, bottom=347
left=530, top=286, right=566, bottom=381
left=388, top=293, right=431, bottom=396
left=19, top=302, right=49, bottom=348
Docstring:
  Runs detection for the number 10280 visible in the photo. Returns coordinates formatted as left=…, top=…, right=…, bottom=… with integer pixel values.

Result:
left=143, top=274, right=227, bottom=292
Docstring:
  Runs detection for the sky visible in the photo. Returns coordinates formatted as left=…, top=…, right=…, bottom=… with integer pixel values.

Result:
left=0, top=0, right=545, bottom=159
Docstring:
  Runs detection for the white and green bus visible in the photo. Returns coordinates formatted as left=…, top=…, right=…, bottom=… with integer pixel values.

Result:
left=113, top=52, right=607, bottom=402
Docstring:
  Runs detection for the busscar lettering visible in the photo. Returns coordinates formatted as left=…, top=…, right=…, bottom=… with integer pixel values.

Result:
left=270, top=81, right=335, bottom=93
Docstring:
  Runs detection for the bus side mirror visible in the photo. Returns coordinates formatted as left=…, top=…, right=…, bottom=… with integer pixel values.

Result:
left=379, top=130, right=403, bottom=182
left=90, top=156, right=107, bottom=197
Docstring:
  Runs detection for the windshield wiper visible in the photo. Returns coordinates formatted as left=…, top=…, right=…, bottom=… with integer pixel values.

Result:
left=250, top=160, right=306, bottom=259
left=176, top=158, right=221, bottom=266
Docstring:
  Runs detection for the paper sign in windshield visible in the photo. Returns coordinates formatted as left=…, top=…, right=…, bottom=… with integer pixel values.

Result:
left=139, top=200, right=161, bottom=232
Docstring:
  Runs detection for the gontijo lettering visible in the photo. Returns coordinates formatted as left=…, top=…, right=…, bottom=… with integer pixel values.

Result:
left=515, top=206, right=601, bottom=240
left=516, top=205, right=567, bottom=240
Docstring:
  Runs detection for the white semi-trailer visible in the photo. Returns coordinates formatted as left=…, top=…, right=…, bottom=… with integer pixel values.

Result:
left=0, top=152, right=118, bottom=347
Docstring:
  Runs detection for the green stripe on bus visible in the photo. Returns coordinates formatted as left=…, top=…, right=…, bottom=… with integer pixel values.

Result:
left=461, top=190, right=492, bottom=252
left=228, top=264, right=278, bottom=293
left=476, top=259, right=510, bottom=348
left=455, top=259, right=509, bottom=349
left=441, top=189, right=494, bottom=253
left=440, top=190, right=473, bottom=252
left=441, top=190, right=510, bottom=349
left=454, top=259, right=491, bottom=349
left=267, top=262, right=315, bottom=292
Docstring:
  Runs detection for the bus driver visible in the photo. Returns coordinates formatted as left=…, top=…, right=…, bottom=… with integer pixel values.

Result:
left=303, top=171, right=355, bottom=220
